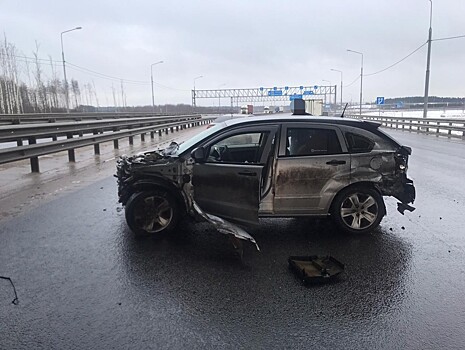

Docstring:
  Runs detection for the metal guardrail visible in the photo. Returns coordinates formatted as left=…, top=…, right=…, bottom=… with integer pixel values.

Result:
left=0, top=114, right=214, bottom=172
left=0, top=112, right=182, bottom=125
left=347, top=114, right=465, bottom=139
left=0, top=115, right=200, bottom=142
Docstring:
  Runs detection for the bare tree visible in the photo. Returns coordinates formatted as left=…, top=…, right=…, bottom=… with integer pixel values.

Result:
left=92, top=80, right=100, bottom=108
left=47, top=55, right=61, bottom=110
left=24, top=59, right=37, bottom=112
left=32, top=41, right=48, bottom=112
left=112, top=83, right=118, bottom=111
left=1, top=34, right=23, bottom=113
left=70, top=79, right=80, bottom=109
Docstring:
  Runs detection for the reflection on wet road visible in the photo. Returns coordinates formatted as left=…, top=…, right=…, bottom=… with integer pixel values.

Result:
left=1, top=130, right=464, bottom=349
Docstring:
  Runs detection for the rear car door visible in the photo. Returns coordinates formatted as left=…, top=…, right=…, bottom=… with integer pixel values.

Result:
left=193, top=125, right=278, bottom=225
left=273, top=123, right=350, bottom=214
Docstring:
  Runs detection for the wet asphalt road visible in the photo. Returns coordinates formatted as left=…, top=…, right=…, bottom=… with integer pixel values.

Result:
left=1, top=130, right=465, bottom=349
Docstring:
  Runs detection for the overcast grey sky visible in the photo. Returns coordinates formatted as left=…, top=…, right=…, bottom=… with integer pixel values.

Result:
left=1, top=0, right=464, bottom=106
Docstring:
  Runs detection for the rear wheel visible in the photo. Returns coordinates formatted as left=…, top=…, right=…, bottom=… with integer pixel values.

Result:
left=331, top=186, right=385, bottom=234
left=125, top=189, right=180, bottom=236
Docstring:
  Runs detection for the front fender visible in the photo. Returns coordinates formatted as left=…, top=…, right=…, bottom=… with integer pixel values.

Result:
left=119, top=177, right=188, bottom=213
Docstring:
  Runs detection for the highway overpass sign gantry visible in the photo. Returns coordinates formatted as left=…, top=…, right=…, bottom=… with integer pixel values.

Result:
left=192, top=85, right=337, bottom=107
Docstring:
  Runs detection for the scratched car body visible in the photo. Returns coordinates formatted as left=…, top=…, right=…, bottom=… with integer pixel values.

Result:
left=116, top=115, right=415, bottom=237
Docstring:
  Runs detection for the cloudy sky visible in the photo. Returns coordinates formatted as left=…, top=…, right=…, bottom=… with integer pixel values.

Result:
left=1, top=0, right=464, bottom=107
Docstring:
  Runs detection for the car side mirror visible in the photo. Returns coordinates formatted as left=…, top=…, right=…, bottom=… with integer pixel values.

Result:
left=191, top=147, right=206, bottom=163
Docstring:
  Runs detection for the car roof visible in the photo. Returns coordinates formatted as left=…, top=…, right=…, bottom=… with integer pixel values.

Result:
left=222, top=113, right=382, bottom=131
left=212, top=114, right=252, bottom=123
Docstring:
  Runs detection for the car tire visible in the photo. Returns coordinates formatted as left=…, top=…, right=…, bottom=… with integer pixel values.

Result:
left=125, top=189, right=180, bottom=236
left=331, top=185, right=385, bottom=234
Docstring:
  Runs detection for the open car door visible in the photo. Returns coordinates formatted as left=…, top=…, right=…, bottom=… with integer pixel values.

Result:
left=192, top=126, right=277, bottom=226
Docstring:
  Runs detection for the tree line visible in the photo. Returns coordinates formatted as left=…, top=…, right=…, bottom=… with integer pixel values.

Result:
left=0, top=35, right=109, bottom=114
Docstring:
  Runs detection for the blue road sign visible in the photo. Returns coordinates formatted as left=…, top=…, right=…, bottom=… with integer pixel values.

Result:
left=303, top=91, right=314, bottom=95
left=260, top=87, right=264, bottom=91
left=273, top=86, right=277, bottom=90
left=300, top=86, right=304, bottom=90
left=268, top=90, right=283, bottom=96
left=314, top=85, right=318, bottom=89
left=285, top=86, right=289, bottom=90
left=290, top=94, right=303, bottom=100
left=376, top=97, right=385, bottom=105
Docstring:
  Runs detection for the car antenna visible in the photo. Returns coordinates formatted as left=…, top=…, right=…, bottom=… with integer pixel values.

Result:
left=340, top=103, right=349, bottom=118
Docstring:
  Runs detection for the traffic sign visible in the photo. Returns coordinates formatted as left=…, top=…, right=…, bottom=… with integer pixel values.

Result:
left=376, top=97, right=385, bottom=105
left=268, top=90, right=283, bottom=96
left=290, top=94, right=303, bottom=100
left=303, top=91, right=314, bottom=95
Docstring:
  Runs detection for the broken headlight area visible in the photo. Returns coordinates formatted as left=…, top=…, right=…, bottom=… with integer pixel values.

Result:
left=115, top=150, right=169, bottom=204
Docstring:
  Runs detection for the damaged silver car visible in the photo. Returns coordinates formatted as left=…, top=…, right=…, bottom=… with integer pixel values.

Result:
left=116, top=115, right=415, bottom=239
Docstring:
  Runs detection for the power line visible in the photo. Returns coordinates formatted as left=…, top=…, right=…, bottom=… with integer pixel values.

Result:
left=66, top=62, right=150, bottom=85
left=0, top=52, right=62, bottom=63
left=433, top=34, right=465, bottom=42
left=67, top=61, right=190, bottom=91
left=343, top=75, right=360, bottom=88
left=364, top=41, right=427, bottom=77
left=1, top=52, right=189, bottom=91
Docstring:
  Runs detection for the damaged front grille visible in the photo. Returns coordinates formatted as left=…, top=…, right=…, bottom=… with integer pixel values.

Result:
left=115, top=156, right=134, bottom=204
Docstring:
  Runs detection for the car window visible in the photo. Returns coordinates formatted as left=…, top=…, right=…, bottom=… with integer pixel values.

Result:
left=207, top=132, right=268, bottom=164
left=217, top=133, right=261, bottom=146
left=345, top=132, right=375, bottom=153
left=286, top=128, right=342, bottom=156
left=177, top=122, right=226, bottom=154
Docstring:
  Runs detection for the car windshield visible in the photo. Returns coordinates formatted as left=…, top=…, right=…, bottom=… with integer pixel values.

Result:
left=177, top=122, right=226, bottom=155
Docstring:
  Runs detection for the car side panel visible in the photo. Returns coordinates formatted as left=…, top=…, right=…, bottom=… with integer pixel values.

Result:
left=273, top=155, right=351, bottom=214
left=272, top=123, right=351, bottom=215
left=192, top=163, right=262, bottom=225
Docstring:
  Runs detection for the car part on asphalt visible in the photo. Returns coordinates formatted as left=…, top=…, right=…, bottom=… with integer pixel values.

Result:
left=288, top=256, right=345, bottom=284
left=192, top=201, right=260, bottom=251
left=0, top=276, right=19, bottom=305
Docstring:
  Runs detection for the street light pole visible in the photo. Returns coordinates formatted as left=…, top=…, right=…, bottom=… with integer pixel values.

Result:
left=150, top=61, right=163, bottom=114
left=347, top=49, right=364, bottom=116
left=423, top=0, right=433, bottom=118
left=330, top=68, right=343, bottom=108
left=193, top=75, right=203, bottom=108
left=61, top=27, right=82, bottom=113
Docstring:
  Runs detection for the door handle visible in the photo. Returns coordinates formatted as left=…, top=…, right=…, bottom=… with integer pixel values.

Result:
left=326, top=160, right=346, bottom=166
left=238, top=171, right=257, bottom=177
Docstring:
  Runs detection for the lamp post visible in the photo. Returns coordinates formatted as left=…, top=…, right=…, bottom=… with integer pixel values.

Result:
left=347, top=49, right=364, bottom=116
left=423, top=0, right=433, bottom=118
left=330, top=68, right=343, bottom=108
left=151, top=61, right=163, bottom=114
left=193, top=75, right=203, bottom=108
left=61, top=27, right=82, bottom=113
